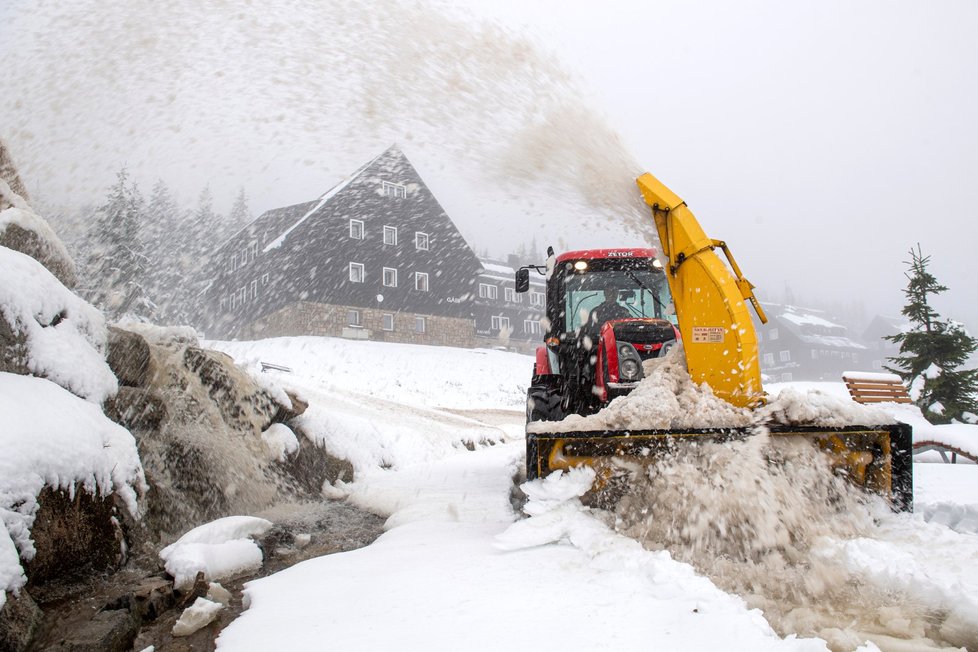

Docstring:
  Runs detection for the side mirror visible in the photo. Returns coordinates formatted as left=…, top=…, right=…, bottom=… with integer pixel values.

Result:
left=515, top=268, right=530, bottom=293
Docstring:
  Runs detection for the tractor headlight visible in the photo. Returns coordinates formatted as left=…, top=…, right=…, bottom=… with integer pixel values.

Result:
left=621, top=358, right=640, bottom=379
left=617, top=343, right=644, bottom=382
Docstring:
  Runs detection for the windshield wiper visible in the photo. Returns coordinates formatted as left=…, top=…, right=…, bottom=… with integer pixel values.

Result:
left=624, top=270, right=667, bottom=314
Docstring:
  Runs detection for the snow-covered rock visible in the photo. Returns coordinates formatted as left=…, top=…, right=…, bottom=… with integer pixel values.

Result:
left=260, top=423, right=299, bottom=462
left=159, top=516, right=272, bottom=590
left=0, top=246, right=116, bottom=403
left=0, top=372, right=145, bottom=607
left=0, top=179, right=76, bottom=288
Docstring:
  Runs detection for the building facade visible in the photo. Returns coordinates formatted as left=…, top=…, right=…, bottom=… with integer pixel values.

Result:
left=473, top=257, right=546, bottom=353
left=757, top=304, right=868, bottom=382
left=203, top=146, right=483, bottom=347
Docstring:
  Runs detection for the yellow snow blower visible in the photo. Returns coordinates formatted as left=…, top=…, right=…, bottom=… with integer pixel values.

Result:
left=514, top=173, right=912, bottom=510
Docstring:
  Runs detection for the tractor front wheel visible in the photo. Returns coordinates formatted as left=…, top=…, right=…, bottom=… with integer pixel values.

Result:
left=526, top=376, right=563, bottom=424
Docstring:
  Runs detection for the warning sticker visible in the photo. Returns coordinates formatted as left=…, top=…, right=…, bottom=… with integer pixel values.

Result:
left=692, top=327, right=725, bottom=343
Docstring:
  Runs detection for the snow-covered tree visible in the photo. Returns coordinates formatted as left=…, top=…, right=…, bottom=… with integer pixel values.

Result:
left=86, top=169, right=156, bottom=321
left=166, top=185, right=222, bottom=325
left=886, top=244, right=978, bottom=423
left=142, top=179, right=185, bottom=319
left=227, top=187, right=253, bottom=238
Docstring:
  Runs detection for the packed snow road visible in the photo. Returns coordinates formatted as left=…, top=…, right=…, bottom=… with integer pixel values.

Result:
left=209, top=337, right=978, bottom=651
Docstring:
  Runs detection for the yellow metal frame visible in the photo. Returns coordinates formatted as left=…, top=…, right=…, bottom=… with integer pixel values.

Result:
left=636, top=172, right=767, bottom=408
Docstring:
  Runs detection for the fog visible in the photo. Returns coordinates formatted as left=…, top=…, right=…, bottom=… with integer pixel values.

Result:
left=2, top=0, right=976, bottom=332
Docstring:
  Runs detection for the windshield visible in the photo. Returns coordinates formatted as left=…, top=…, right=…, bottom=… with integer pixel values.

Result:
left=564, top=268, right=674, bottom=332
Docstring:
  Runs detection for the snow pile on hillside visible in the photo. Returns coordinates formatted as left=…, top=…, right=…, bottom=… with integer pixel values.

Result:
left=0, top=372, right=145, bottom=609
left=208, top=337, right=532, bottom=411
left=0, top=246, right=116, bottom=403
left=210, top=337, right=529, bottom=474
left=160, top=516, right=273, bottom=590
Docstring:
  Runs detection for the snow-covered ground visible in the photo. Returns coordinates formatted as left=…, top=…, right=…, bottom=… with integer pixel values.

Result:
left=208, top=337, right=977, bottom=651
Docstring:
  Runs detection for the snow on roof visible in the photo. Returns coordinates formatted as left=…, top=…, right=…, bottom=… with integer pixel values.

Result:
left=798, top=334, right=867, bottom=350
left=780, top=310, right=843, bottom=330
left=480, top=261, right=515, bottom=275
left=262, top=149, right=388, bottom=253
left=0, top=246, right=117, bottom=403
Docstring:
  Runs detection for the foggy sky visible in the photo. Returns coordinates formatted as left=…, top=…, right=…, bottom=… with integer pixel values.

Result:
left=470, top=1, right=978, bottom=332
left=2, top=0, right=976, bottom=333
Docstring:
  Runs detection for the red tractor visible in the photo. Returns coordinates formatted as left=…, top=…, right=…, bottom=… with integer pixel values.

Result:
left=515, top=247, right=679, bottom=424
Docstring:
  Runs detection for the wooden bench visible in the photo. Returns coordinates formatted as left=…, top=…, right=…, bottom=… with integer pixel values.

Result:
left=843, top=371, right=912, bottom=404
left=912, top=442, right=977, bottom=464
left=260, top=361, right=293, bottom=373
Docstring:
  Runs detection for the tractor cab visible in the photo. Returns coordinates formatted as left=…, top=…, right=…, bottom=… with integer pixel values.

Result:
left=516, top=248, right=680, bottom=419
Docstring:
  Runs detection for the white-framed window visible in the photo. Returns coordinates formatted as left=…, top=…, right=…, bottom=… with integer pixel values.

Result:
left=491, top=315, right=511, bottom=331
left=261, top=273, right=269, bottom=284
left=383, top=267, right=398, bottom=287
left=769, top=328, right=779, bottom=341
left=781, top=372, right=793, bottom=382
left=349, top=262, right=365, bottom=283
left=382, top=313, right=394, bottom=331
left=349, top=219, right=364, bottom=239
left=779, top=350, right=791, bottom=362
left=347, top=310, right=361, bottom=327
left=220, top=297, right=228, bottom=312
left=763, top=353, right=775, bottom=366
left=524, top=319, right=541, bottom=335
left=383, top=181, right=407, bottom=199
left=237, top=287, right=246, bottom=306
left=479, top=283, right=498, bottom=300
left=383, top=225, right=398, bottom=245
left=250, top=279, right=258, bottom=299
left=415, top=232, right=429, bottom=251
left=504, top=287, right=521, bottom=303
left=230, top=255, right=238, bottom=272
left=415, top=316, right=426, bottom=333
left=248, top=242, right=258, bottom=262
left=415, top=272, right=429, bottom=292
left=229, top=293, right=236, bottom=310
left=529, top=292, right=545, bottom=306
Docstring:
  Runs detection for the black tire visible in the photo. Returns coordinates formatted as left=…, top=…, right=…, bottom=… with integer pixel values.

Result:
left=526, top=376, right=563, bottom=424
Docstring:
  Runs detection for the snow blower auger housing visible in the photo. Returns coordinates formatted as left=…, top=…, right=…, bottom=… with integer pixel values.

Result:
left=515, top=173, right=913, bottom=511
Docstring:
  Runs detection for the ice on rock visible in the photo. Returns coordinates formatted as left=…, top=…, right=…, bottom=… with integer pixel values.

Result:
left=172, top=597, right=224, bottom=637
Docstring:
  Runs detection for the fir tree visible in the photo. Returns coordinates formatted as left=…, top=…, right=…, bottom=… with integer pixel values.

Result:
left=227, top=187, right=253, bottom=238
left=86, top=169, right=156, bottom=321
left=168, top=186, right=222, bottom=325
left=143, top=179, right=184, bottom=321
left=886, top=244, right=978, bottom=423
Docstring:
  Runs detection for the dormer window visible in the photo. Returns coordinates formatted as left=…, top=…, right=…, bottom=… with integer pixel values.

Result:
left=350, top=219, right=364, bottom=239
left=383, top=181, right=407, bottom=199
